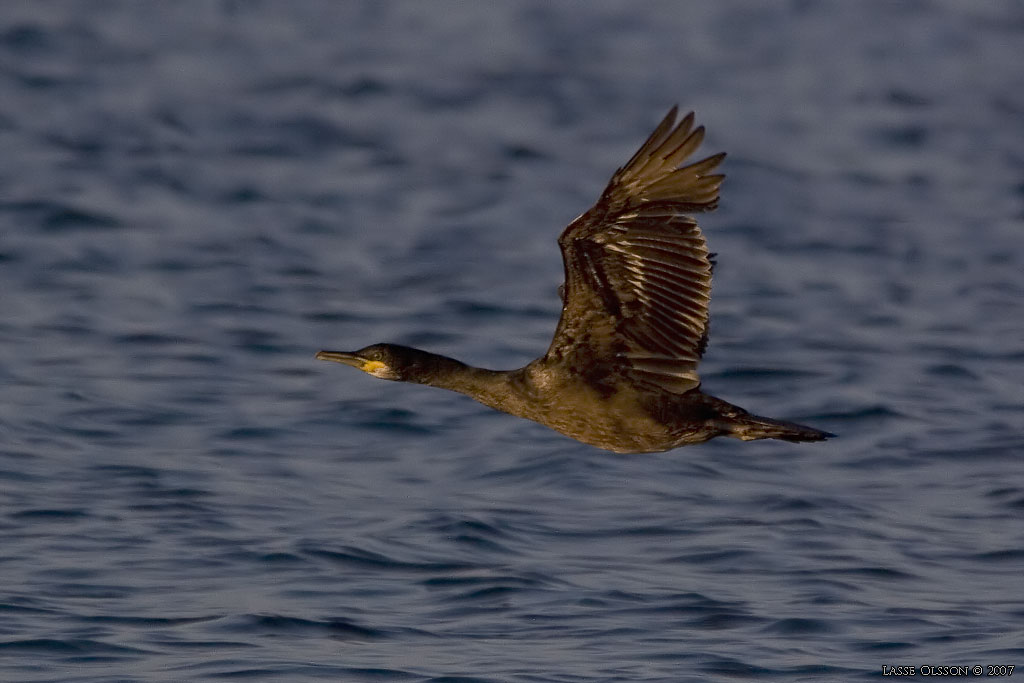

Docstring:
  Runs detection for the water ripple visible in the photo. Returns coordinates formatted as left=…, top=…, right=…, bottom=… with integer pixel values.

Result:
left=1, top=2, right=1022, bottom=682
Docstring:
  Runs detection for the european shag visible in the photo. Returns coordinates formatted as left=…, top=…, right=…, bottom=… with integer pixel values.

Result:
left=317, top=107, right=833, bottom=453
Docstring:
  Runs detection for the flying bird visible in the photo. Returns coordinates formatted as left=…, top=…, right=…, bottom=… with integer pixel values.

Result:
left=317, top=107, right=833, bottom=452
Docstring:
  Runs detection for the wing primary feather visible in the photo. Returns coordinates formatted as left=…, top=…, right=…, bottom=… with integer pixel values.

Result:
left=613, top=106, right=680, bottom=181
left=631, top=113, right=696, bottom=182
left=679, top=152, right=726, bottom=176
left=657, top=126, right=706, bottom=171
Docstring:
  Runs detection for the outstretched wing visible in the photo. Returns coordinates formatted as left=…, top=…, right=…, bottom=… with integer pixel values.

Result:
left=546, top=107, right=725, bottom=394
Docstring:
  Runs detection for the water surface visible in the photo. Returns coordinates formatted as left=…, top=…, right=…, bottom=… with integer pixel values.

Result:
left=1, top=2, right=1022, bottom=681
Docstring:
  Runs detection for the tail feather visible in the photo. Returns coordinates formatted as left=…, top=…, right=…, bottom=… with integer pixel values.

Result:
left=723, top=412, right=835, bottom=443
left=695, top=393, right=835, bottom=444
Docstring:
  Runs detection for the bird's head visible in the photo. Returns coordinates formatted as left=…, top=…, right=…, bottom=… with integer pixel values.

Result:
left=315, top=343, right=450, bottom=383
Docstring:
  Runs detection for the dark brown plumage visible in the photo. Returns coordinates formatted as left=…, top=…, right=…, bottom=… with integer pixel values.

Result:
left=317, top=107, right=834, bottom=453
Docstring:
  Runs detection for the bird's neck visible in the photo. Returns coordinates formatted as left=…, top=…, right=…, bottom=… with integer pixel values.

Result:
left=408, top=353, right=529, bottom=418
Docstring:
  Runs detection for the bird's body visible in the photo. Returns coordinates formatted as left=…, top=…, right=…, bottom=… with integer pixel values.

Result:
left=317, top=107, right=833, bottom=453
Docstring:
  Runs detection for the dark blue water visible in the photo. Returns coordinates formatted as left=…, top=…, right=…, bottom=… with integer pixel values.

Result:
left=2, top=2, right=1022, bottom=681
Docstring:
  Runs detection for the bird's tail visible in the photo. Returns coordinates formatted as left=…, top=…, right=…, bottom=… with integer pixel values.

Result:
left=700, top=393, right=834, bottom=443
left=722, top=412, right=835, bottom=443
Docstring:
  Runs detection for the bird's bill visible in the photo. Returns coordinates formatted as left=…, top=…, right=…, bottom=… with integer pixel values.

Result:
left=315, top=350, right=363, bottom=366
left=315, top=350, right=387, bottom=375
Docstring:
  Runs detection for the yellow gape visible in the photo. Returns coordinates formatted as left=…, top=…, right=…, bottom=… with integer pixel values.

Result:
left=361, top=360, right=388, bottom=375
